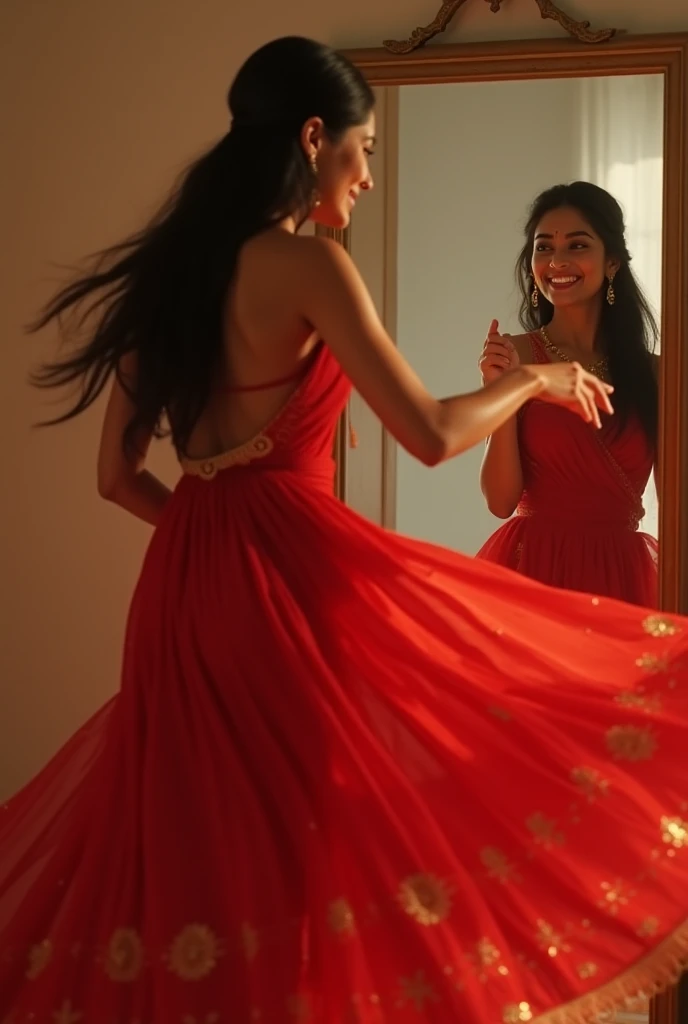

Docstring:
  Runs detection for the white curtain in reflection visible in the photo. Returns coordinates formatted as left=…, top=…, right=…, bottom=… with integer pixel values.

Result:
left=577, top=74, right=664, bottom=539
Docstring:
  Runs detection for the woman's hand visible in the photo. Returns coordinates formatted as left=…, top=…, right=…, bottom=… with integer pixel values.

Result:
left=478, top=319, right=519, bottom=385
left=524, top=361, right=614, bottom=429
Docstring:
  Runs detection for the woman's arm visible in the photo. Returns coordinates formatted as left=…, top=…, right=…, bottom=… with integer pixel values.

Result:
left=478, top=330, right=534, bottom=518
left=296, top=239, right=611, bottom=466
left=97, top=351, right=172, bottom=526
left=480, top=420, right=522, bottom=519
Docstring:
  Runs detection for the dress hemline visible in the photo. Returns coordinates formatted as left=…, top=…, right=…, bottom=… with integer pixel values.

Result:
left=534, top=918, right=688, bottom=1024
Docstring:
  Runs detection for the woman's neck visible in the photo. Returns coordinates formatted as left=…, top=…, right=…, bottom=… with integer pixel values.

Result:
left=545, top=303, right=604, bottom=356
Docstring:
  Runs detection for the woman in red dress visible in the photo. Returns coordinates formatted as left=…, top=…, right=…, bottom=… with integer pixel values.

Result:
left=477, top=183, right=659, bottom=605
left=2, top=38, right=688, bottom=1024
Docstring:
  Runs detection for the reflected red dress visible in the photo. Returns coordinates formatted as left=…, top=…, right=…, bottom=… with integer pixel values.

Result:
left=477, top=333, right=658, bottom=606
left=3, top=341, right=688, bottom=1024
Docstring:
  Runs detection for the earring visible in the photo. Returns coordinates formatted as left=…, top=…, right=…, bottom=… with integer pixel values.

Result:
left=606, top=274, right=616, bottom=306
left=309, top=154, right=321, bottom=209
left=531, top=284, right=539, bottom=308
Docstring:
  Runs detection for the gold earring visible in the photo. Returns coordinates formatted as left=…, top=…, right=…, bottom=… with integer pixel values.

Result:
left=310, top=154, right=321, bottom=209
left=531, top=284, right=539, bottom=308
left=606, top=275, right=616, bottom=306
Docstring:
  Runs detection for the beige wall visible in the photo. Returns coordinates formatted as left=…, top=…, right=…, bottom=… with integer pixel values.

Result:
left=393, top=78, right=579, bottom=555
left=1, top=0, right=686, bottom=799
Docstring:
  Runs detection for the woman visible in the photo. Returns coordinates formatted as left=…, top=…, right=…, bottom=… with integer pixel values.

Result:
left=477, top=182, right=659, bottom=605
left=2, top=37, right=688, bottom=1024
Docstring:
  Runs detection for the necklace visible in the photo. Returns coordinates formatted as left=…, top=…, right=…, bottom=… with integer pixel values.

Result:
left=538, top=326, right=610, bottom=381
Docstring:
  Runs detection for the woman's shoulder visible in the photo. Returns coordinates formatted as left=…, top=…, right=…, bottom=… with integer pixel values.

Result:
left=244, top=228, right=343, bottom=260
left=240, top=230, right=352, bottom=287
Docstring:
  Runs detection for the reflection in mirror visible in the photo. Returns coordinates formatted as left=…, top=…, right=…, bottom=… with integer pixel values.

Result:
left=357, top=74, right=663, bottom=610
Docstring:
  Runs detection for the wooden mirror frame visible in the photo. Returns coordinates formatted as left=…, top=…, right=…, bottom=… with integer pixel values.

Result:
left=328, top=31, right=688, bottom=624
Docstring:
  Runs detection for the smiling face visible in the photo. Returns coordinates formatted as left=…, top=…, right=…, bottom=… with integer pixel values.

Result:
left=300, top=113, right=376, bottom=229
left=531, top=205, right=620, bottom=310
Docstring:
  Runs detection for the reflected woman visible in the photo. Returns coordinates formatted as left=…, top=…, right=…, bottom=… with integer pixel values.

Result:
left=477, top=181, right=659, bottom=605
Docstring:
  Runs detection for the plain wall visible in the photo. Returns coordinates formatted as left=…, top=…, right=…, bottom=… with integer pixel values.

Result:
left=395, top=79, right=579, bottom=552
left=1, top=0, right=686, bottom=798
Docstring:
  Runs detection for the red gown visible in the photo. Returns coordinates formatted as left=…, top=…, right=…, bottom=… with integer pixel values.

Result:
left=477, top=332, right=658, bottom=606
left=2, top=341, right=688, bottom=1024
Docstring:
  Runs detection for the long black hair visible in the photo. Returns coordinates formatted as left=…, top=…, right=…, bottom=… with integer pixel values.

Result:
left=515, top=181, right=659, bottom=447
left=28, top=37, right=374, bottom=454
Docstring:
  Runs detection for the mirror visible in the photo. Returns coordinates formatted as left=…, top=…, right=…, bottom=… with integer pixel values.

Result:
left=325, top=26, right=688, bottom=1024
left=371, top=73, right=663, bottom=564
left=329, top=30, right=688, bottom=619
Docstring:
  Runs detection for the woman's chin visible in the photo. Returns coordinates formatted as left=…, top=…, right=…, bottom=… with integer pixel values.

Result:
left=309, top=203, right=350, bottom=231
left=544, top=285, right=600, bottom=310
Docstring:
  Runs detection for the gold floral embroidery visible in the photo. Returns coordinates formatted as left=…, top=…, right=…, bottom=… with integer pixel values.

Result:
left=241, top=922, right=259, bottom=962
left=397, top=971, right=439, bottom=1010
left=577, top=962, right=598, bottom=979
left=570, top=766, right=610, bottom=801
left=526, top=813, right=564, bottom=848
left=166, top=924, right=221, bottom=980
left=635, top=653, right=669, bottom=673
left=535, top=920, right=570, bottom=957
left=52, top=1001, right=82, bottom=1024
left=328, top=898, right=356, bottom=937
left=26, top=938, right=52, bottom=979
left=661, top=815, right=688, bottom=848
left=466, top=937, right=509, bottom=982
left=605, top=724, right=657, bottom=761
left=637, top=917, right=659, bottom=937
left=476, top=937, right=501, bottom=967
left=615, top=691, right=662, bottom=713
left=599, top=879, right=635, bottom=915
left=481, top=847, right=521, bottom=884
left=643, top=614, right=680, bottom=638
left=103, top=927, right=143, bottom=982
left=398, top=873, right=453, bottom=925
left=503, top=1002, right=533, bottom=1022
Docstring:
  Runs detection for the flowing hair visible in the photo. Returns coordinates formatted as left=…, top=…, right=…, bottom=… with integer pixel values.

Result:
left=28, top=37, right=374, bottom=455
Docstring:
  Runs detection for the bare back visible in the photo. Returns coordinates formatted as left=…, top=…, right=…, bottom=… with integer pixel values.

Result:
left=185, top=228, right=322, bottom=460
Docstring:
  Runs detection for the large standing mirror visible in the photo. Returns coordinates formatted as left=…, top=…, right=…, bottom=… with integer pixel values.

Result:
left=329, top=26, right=688, bottom=620
left=327, top=20, right=688, bottom=1024
left=393, top=71, right=663, bottom=557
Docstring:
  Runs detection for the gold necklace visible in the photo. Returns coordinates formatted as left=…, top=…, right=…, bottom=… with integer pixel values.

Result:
left=538, top=326, right=610, bottom=381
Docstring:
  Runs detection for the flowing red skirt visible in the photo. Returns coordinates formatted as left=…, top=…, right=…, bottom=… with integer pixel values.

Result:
left=477, top=512, right=658, bottom=606
left=1, top=461, right=688, bottom=1024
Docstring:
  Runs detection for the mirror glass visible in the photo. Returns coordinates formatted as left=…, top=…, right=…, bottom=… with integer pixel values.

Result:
left=351, top=74, right=663, bottom=613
